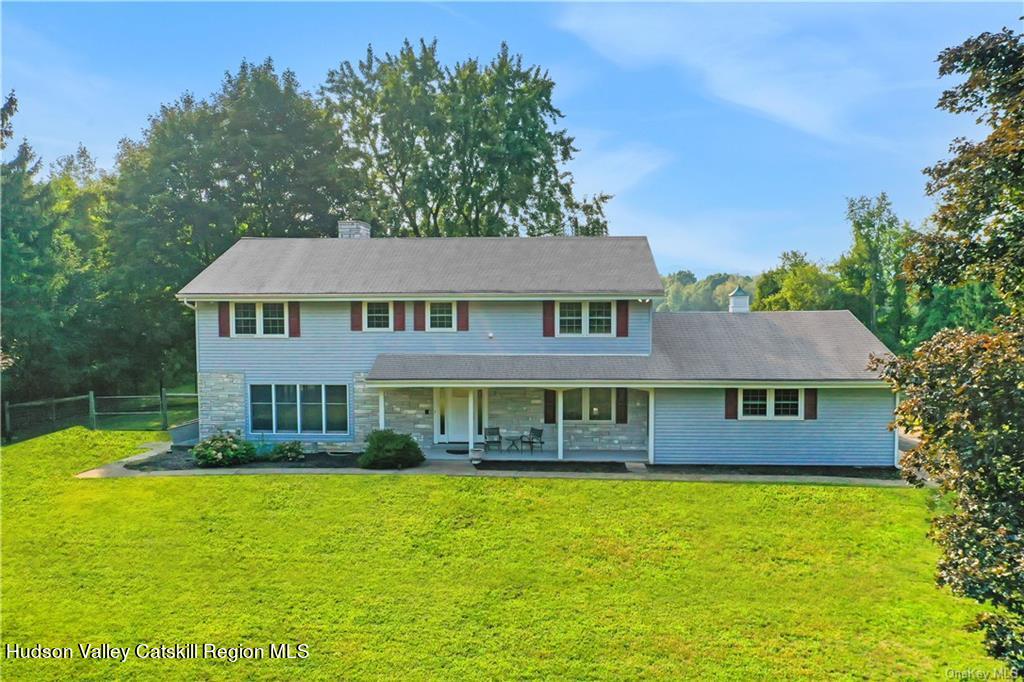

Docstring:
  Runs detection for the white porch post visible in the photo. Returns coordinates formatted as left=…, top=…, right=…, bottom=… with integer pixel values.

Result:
left=467, top=388, right=475, bottom=451
left=556, top=389, right=564, bottom=460
left=378, top=391, right=386, bottom=430
left=647, top=388, right=655, bottom=465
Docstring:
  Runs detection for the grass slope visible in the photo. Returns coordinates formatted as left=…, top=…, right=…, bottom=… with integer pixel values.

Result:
left=1, top=429, right=1003, bottom=680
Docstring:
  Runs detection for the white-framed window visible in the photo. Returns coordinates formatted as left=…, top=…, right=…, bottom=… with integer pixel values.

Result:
left=556, top=301, right=616, bottom=337
left=250, top=383, right=348, bottom=434
left=262, top=303, right=285, bottom=335
left=739, top=388, right=804, bottom=420
left=364, top=301, right=393, bottom=331
left=562, top=388, right=615, bottom=422
left=232, top=302, right=288, bottom=337
left=427, top=301, right=455, bottom=331
left=588, top=301, right=613, bottom=335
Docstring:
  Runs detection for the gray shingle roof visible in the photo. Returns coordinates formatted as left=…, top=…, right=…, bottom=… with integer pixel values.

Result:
left=178, top=236, right=664, bottom=297
left=368, top=310, right=892, bottom=383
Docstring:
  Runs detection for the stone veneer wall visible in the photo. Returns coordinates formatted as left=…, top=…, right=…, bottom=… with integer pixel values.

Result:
left=486, top=388, right=648, bottom=452
left=382, top=388, right=434, bottom=446
left=352, top=373, right=377, bottom=444
left=198, top=371, right=245, bottom=438
left=353, top=373, right=433, bottom=446
left=351, top=380, right=649, bottom=452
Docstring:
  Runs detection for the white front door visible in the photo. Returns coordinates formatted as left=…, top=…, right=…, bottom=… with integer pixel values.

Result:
left=447, top=389, right=470, bottom=442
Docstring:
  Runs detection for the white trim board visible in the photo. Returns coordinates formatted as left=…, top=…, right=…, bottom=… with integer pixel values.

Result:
left=367, top=379, right=889, bottom=389
left=178, top=293, right=661, bottom=303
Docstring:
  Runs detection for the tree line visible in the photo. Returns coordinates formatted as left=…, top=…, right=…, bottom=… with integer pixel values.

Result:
left=659, top=192, right=1007, bottom=353
left=1, top=41, right=609, bottom=402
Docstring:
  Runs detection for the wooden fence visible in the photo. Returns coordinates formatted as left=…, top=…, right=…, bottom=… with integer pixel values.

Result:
left=4, top=390, right=198, bottom=441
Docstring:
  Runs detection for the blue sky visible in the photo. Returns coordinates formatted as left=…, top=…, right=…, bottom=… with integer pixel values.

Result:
left=2, top=2, right=1016, bottom=276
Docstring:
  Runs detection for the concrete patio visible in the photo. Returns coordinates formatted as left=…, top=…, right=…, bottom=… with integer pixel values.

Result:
left=420, top=442, right=648, bottom=462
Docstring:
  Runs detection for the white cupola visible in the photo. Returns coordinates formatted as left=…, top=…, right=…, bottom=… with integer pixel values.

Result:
left=728, top=286, right=750, bottom=313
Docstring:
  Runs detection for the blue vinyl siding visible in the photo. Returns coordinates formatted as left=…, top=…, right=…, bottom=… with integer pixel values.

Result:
left=652, top=387, right=895, bottom=466
left=197, top=299, right=651, bottom=441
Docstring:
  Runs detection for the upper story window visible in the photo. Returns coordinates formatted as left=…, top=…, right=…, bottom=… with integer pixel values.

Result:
left=740, top=388, right=803, bottom=420
left=428, top=302, right=454, bottom=331
left=234, top=303, right=257, bottom=335
left=232, top=302, right=286, bottom=337
left=262, top=303, right=285, bottom=335
left=556, top=301, right=615, bottom=337
left=562, top=388, right=614, bottom=422
left=588, top=302, right=613, bottom=334
left=364, top=302, right=393, bottom=331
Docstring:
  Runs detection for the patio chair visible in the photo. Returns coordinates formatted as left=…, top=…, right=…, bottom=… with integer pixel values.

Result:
left=483, top=427, right=502, bottom=452
left=522, top=427, right=544, bottom=454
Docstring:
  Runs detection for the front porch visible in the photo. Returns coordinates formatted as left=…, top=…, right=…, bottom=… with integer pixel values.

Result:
left=420, top=443, right=649, bottom=462
left=365, top=383, right=654, bottom=463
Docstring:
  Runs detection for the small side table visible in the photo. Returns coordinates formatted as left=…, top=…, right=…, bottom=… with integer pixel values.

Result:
left=503, top=435, right=523, bottom=452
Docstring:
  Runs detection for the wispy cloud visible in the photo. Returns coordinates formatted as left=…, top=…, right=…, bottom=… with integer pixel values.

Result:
left=606, top=200, right=804, bottom=276
left=568, top=127, right=672, bottom=198
left=557, top=4, right=885, bottom=143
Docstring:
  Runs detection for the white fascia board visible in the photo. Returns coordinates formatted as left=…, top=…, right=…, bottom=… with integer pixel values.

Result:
left=365, top=379, right=889, bottom=389
left=174, top=292, right=661, bottom=302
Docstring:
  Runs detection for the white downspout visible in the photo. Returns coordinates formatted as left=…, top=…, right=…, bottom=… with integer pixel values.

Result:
left=378, top=391, right=385, bottom=430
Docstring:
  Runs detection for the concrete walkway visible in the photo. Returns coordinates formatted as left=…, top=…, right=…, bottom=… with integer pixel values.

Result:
left=76, top=442, right=910, bottom=487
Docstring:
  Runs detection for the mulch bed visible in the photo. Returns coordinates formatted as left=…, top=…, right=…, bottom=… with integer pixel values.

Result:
left=126, top=450, right=360, bottom=472
left=646, top=464, right=903, bottom=479
left=474, top=460, right=629, bottom=473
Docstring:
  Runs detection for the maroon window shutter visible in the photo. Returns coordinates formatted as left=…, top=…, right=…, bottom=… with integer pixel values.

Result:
left=543, top=301, right=555, bottom=337
left=350, top=301, right=362, bottom=331
left=544, top=390, right=556, bottom=424
left=725, top=388, right=738, bottom=419
left=218, top=302, right=230, bottom=337
left=616, top=300, right=629, bottom=337
left=457, top=301, right=469, bottom=331
left=394, top=301, right=406, bottom=331
left=413, top=301, right=426, bottom=331
left=616, top=388, right=628, bottom=424
left=804, top=389, right=818, bottom=420
left=288, top=302, right=301, bottom=337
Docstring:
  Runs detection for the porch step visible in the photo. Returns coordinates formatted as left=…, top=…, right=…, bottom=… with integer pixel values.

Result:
left=624, top=462, right=647, bottom=474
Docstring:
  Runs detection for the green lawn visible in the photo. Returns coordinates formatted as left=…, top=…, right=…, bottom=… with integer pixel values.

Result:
left=1, top=429, right=1004, bottom=680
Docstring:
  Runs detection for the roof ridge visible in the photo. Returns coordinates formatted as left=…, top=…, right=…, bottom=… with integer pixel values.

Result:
left=235, top=235, right=649, bottom=242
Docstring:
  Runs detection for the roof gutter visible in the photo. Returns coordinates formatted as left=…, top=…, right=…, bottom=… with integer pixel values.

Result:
left=173, top=292, right=664, bottom=302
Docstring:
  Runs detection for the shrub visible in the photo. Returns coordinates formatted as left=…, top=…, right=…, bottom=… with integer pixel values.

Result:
left=357, top=429, right=424, bottom=469
left=192, top=432, right=257, bottom=467
left=269, top=441, right=305, bottom=462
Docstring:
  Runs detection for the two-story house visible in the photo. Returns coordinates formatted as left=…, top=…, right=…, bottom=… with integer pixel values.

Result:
left=177, top=221, right=897, bottom=466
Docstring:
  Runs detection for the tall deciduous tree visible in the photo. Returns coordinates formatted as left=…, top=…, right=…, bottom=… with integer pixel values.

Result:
left=877, top=27, right=1024, bottom=671
left=1, top=141, right=109, bottom=399
left=909, top=27, right=1024, bottom=313
left=108, top=59, right=353, bottom=390
left=752, top=251, right=837, bottom=312
left=833, top=193, right=913, bottom=349
left=322, top=40, right=608, bottom=237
